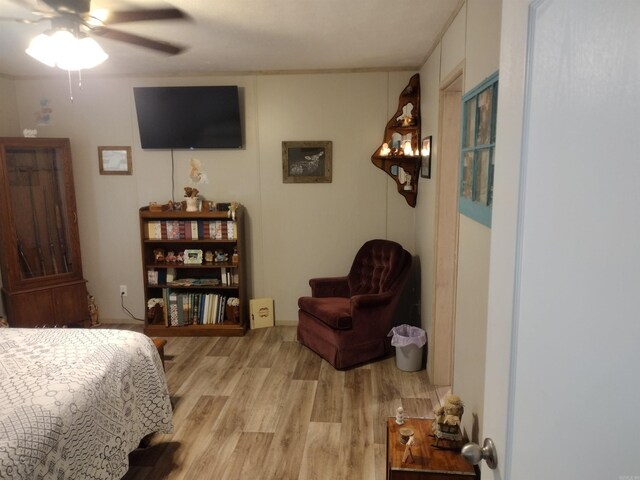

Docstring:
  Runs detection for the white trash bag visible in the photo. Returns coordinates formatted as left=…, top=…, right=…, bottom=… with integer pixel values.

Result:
left=388, top=324, right=427, bottom=371
left=388, top=324, right=427, bottom=348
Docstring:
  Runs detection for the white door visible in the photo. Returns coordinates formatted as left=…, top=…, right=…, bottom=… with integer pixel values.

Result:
left=482, top=1, right=640, bottom=478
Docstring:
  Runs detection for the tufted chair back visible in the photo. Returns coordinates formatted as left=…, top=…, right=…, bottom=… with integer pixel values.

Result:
left=347, top=239, right=411, bottom=296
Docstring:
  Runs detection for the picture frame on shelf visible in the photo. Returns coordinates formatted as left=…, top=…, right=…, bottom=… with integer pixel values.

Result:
left=282, top=141, right=332, bottom=183
left=183, top=249, right=203, bottom=265
left=420, top=136, right=432, bottom=179
left=98, top=146, right=132, bottom=175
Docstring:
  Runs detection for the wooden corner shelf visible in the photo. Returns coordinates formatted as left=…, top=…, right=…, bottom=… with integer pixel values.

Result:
left=371, top=74, right=421, bottom=207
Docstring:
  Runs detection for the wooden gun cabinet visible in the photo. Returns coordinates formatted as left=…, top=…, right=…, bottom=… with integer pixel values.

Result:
left=0, top=137, right=88, bottom=327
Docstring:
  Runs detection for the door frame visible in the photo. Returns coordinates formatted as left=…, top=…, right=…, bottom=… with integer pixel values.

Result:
left=431, top=66, right=463, bottom=386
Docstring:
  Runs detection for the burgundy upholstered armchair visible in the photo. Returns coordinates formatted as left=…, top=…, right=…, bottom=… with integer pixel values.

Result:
left=297, top=239, right=412, bottom=370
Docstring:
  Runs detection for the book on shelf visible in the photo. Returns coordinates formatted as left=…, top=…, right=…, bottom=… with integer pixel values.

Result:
left=169, top=292, right=179, bottom=326
left=167, top=220, right=180, bottom=240
left=147, top=219, right=238, bottom=241
left=166, top=278, right=221, bottom=287
left=147, top=220, right=162, bottom=239
left=162, top=289, right=231, bottom=326
left=147, top=269, right=159, bottom=285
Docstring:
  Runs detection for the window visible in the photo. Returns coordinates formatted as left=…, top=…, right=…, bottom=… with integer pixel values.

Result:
left=459, top=72, right=498, bottom=227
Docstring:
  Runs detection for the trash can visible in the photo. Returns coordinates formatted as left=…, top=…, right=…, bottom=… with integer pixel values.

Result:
left=388, top=324, right=427, bottom=371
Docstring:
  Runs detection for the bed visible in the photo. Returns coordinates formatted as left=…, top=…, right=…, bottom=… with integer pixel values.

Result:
left=0, top=328, right=173, bottom=480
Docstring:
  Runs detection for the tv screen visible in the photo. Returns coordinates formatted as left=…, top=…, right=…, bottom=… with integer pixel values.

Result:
left=133, top=86, right=242, bottom=149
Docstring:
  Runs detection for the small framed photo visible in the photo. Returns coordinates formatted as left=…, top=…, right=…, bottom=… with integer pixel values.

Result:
left=282, top=141, right=332, bottom=183
left=183, top=249, right=203, bottom=265
left=420, top=136, right=432, bottom=179
left=98, top=146, right=132, bottom=175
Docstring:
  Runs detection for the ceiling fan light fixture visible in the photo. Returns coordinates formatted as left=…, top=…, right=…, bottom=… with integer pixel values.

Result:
left=25, top=33, right=58, bottom=67
left=25, top=29, right=108, bottom=70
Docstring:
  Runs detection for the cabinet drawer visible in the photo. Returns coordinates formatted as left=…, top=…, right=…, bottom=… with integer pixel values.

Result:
left=3, top=281, right=88, bottom=327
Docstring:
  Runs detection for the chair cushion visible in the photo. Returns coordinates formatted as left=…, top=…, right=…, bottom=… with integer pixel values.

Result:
left=298, top=296, right=352, bottom=330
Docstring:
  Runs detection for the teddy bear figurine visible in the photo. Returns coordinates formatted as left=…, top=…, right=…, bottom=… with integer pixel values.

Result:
left=153, top=248, right=165, bottom=263
left=431, top=394, right=464, bottom=449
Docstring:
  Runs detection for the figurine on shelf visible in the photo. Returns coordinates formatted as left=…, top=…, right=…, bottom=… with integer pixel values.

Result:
left=396, top=102, right=414, bottom=126
left=205, top=250, right=214, bottom=263
left=146, top=298, right=164, bottom=324
left=391, top=132, right=403, bottom=151
left=231, top=247, right=239, bottom=265
left=153, top=248, right=165, bottom=263
left=402, top=436, right=415, bottom=464
left=184, top=187, right=200, bottom=212
left=395, top=406, right=405, bottom=425
left=431, top=394, right=464, bottom=449
left=175, top=251, right=184, bottom=263
left=229, top=201, right=240, bottom=220
left=165, top=250, right=177, bottom=263
left=88, top=293, right=100, bottom=327
left=167, top=200, right=182, bottom=211
left=403, top=174, right=413, bottom=191
left=402, top=141, right=414, bottom=156
left=214, top=250, right=229, bottom=263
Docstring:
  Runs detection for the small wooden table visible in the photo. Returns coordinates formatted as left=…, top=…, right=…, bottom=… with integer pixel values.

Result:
left=387, top=418, right=477, bottom=480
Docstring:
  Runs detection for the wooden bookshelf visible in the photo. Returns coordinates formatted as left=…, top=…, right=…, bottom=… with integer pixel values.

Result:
left=139, top=204, right=247, bottom=337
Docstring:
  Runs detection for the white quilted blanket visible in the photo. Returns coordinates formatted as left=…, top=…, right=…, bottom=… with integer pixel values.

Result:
left=0, top=328, right=173, bottom=479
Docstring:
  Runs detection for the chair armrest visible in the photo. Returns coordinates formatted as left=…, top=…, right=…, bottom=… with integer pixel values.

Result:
left=309, top=276, right=350, bottom=298
left=350, top=291, right=394, bottom=309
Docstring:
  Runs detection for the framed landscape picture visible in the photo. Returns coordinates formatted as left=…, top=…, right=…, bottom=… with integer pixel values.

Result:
left=98, top=146, right=132, bottom=175
left=282, top=141, right=332, bottom=183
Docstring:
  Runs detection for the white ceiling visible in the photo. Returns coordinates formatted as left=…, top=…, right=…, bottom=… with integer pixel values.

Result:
left=0, top=0, right=462, bottom=78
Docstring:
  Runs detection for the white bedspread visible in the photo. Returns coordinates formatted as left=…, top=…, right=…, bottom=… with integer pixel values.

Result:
left=0, top=328, right=173, bottom=479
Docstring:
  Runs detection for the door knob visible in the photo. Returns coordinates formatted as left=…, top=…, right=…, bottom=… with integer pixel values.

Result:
left=461, top=437, right=498, bottom=469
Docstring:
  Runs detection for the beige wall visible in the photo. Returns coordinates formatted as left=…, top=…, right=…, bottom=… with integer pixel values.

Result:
left=414, top=0, right=501, bottom=442
left=0, top=76, right=19, bottom=137
left=4, top=71, right=416, bottom=323
left=0, top=75, right=20, bottom=315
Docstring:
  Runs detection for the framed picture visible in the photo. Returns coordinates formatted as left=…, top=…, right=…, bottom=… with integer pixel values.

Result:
left=183, top=249, right=203, bottom=265
left=420, top=136, right=432, bottom=179
left=282, top=141, right=332, bottom=183
left=98, top=146, right=132, bottom=175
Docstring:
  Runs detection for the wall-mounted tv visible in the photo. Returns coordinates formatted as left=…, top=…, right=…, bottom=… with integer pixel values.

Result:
left=133, top=86, right=242, bottom=150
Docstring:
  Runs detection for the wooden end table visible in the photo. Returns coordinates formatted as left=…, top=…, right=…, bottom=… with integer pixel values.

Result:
left=386, top=418, right=477, bottom=480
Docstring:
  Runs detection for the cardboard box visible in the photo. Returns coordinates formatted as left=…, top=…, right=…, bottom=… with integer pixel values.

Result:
left=250, top=298, right=274, bottom=329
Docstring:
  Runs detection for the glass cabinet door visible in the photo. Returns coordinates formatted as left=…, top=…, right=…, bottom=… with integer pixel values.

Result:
left=0, top=138, right=81, bottom=289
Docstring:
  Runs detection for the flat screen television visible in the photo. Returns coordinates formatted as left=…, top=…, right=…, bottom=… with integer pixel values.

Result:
left=133, top=86, right=242, bottom=149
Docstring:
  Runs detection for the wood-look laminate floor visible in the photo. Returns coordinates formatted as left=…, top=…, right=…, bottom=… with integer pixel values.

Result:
left=112, top=325, right=450, bottom=480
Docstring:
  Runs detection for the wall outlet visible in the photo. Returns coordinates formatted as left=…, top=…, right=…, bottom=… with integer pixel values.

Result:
left=120, top=285, right=128, bottom=297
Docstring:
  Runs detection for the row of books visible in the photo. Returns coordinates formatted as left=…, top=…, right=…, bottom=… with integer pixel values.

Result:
left=147, top=270, right=238, bottom=286
left=146, top=220, right=237, bottom=240
left=163, top=290, right=237, bottom=326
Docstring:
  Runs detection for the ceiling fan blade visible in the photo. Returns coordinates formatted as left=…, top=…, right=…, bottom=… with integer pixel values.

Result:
left=7, top=0, right=56, bottom=16
left=91, top=26, right=185, bottom=55
left=96, top=8, right=188, bottom=25
left=0, top=16, right=48, bottom=23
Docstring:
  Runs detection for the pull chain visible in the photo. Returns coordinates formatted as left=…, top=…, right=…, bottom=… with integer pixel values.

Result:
left=67, top=69, right=74, bottom=102
left=66, top=70, right=84, bottom=102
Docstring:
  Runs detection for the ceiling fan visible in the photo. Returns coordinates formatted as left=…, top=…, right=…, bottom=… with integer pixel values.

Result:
left=3, top=0, right=189, bottom=57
